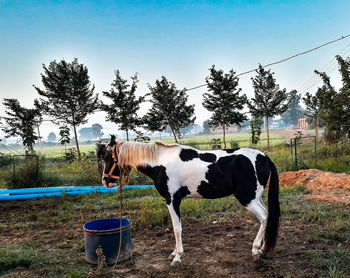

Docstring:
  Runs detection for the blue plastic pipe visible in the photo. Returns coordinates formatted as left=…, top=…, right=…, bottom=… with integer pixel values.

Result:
left=0, top=185, right=155, bottom=202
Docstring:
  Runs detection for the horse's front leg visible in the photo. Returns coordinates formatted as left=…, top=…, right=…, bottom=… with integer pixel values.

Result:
left=167, top=198, right=183, bottom=266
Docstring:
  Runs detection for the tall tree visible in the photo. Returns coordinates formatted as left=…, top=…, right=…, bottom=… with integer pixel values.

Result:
left=34, top=58, right=98, bottom=160
left=336, top=55, right=350, bottom=137
left=312, top=70, right=343, bottom=143
left=79, top=123, right=104, bottom=140
left=303, top=90, right=322, bottom=138
left=1, top=99, right=41, bottom=151
left=179, top=123, right=193, bottom=136
left=143, top=76, right=195, bottom=143
left=101, top=70, right=144, bottom=141
left=202, top=120, right=211, bottom=134
left=248, top=65, right=288, bottom=150
left=281, top=90, right=304, bottom=126
left=202, top=65, right=247, bottom=149
left=47, top=132, right=57, bottom=142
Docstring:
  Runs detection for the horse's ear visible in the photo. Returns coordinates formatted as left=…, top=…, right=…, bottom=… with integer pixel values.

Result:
left=110, top=134, right=116, bottom=146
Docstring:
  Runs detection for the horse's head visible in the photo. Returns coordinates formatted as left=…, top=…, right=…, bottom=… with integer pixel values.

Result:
left=100, top=135, right=123, bottom=188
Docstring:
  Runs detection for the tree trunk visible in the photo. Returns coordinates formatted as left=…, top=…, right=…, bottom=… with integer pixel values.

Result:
left=126, top=129, right=129, bottom=141
left=266, top=116, right=270, bottom=151
left=37, top=125, right=42, bottom=149
left=223, top=125, right=226, bottom=149
left=170, top=127, right=178, bottom=143
left=73, top=124, right=81, bottom=161
left=315, top=117, right=319, bottom=138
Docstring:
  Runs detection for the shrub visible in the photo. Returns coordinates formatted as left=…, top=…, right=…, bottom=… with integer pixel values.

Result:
left=4, top=156, right=42, bottom=189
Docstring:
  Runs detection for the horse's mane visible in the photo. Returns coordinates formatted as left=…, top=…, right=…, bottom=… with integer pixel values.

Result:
left=119, top=141, right=178, bottom=167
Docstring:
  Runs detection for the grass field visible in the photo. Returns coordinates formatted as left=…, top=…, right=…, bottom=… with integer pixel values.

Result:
left=0, top=185, right=349, bottom=277
left=16, top=133, right=285, bottom=158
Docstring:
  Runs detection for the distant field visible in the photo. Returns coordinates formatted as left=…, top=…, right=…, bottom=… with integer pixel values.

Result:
left=35, top=145, right=96, bottom=158
left=1, top=133, right=285, bottom=158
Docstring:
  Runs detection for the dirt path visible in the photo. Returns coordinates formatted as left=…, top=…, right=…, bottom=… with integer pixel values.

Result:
left=85, top=217, right=316, bottom=278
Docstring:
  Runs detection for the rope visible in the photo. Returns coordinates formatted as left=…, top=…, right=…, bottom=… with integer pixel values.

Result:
left=113, top=171, right=124, bottom=268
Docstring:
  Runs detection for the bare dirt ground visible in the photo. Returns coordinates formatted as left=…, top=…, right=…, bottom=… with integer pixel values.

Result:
left=117, top=219, right=311, bottom=278
left=280, top=169, right=350, bottom=204
left=1, top=204, right=328, bottom=278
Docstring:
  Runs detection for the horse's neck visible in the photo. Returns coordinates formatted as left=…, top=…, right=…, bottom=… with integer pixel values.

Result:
left=120, top=142, right=158, bottom=169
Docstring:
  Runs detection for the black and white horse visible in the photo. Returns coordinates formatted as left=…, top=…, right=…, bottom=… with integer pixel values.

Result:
left=99, top=135, right=280, bottom=266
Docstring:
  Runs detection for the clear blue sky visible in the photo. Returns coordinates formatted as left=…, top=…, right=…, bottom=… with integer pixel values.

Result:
left=1, top=0, right=350, bottom=139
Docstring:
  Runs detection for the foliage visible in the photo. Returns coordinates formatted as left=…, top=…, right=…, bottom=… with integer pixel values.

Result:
left=281, top=90, right=304, bottom=126
left=1, top=98, right=41, bottom=151
left=210, top=138, right=221, bottom=150
left=0, top=152, right=12, bottom=167
left=303, top=89, right=322, bottom=138
left=34, top=58, right=99, bottom=160
left=248, top=64, right=288, bottom=150
left=101, top=70, right=144, bottom=141
left=304, top=55, right=350, bottom=144
left=59, top=125, right=71, bottom=147
left=143, top=76, right=195, bottom=142
left=336, top=55, right=350, bottom=138
left=134, top=131, right=150, bottom=143
left=203, top=65, right=247, bottom=149
left=315, top=70, right=343, bottom=144
left=202, top=120, right=211, bottom=134
left=64, top=147, right=77, bottom=162
left=179, top=123, right=194, bottom=136
left=78, top=123, right=103, bottom=140
left=250, top=116, right=263, bottom=146
left=4, top=155, right=41, bottom=189
left=47, top=132, right=56, bottom=142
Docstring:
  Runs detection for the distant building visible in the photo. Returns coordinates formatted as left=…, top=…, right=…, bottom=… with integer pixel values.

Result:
left=297, top=116, right=308, bottom=129
left=210, top=125, right=239, bottom=134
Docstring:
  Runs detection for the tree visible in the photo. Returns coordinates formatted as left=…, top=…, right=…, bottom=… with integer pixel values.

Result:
left=47, top=132, right=57, bottom=142
left=202, top=120, right=211, bottom=134
left=250, top=116, right=263, bottom=146
left=312, top=70, right=343, bottom=143
left=202, top=65, right=247, bottom=149
left=248, top=65, right=288, bottom=150
left=303, top=89, right=323, bottom=138
left=34, top=58, right=98, bottom=160
left=179, top=123, right=193, bottom=136
left=1, top=99, right=41, bottom=151
left=143, top=76, right=195, bottom=143
left=79, top=123, right=104, bottom=140
left=101, top=70, right=144, bottom=141
left=59, top=125, right=70, bottom=153
left=281, top=90, right=304, bottom=126
left=336, top=55, right=350, bottom=137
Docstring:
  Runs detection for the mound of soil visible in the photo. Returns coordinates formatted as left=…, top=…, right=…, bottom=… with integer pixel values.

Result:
left=279, top=169, right=350, bottom=203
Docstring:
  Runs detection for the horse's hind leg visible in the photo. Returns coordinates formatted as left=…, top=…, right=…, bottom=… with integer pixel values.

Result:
left=167, top=198, right=183, bottom=266
left=246, top=197, right=267, bottom=257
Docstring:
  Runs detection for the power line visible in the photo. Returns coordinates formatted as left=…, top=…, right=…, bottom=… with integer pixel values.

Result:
left=185, top=33, right=350, bottom=92
left=298, top=42, right=350, bottom=94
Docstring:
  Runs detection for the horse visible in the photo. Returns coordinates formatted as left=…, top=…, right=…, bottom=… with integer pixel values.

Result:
left=98, top=135, right=280, bottom=267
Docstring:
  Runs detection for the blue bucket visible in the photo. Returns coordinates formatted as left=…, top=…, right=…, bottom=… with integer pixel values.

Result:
left=83, top=218, right=132, bottom=264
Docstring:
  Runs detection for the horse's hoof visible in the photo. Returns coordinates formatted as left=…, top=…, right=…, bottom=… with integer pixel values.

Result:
left=170, top=260, right=181, bottom=267
left=252, top=253, right=261, bottom=261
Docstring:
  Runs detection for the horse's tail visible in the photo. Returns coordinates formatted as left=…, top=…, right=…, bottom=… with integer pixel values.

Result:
left=264, top=157, right=280, bottom=256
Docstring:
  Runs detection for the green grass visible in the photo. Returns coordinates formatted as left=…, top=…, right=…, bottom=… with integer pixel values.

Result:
left=1, top=185, right=349, bottom=277
left=0, top=246, right=34, bottom=271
